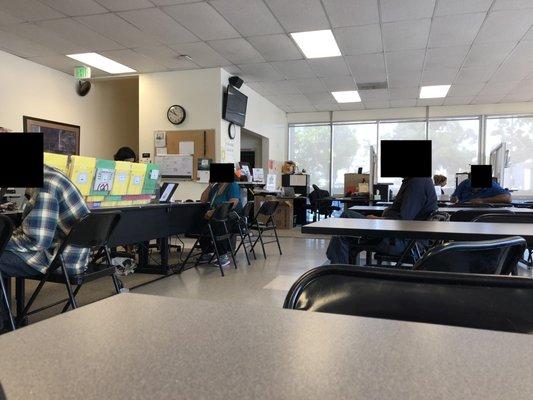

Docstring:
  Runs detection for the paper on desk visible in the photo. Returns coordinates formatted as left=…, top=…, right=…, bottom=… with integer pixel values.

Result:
left=179, top=141, right=195, bottom=155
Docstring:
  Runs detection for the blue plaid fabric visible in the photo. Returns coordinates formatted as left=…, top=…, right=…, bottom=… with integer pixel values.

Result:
left=6, top=165, right=90, bottom=274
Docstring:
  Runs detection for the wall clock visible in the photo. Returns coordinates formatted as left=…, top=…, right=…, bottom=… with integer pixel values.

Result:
left=167, top=105, right=186, bottom=125
left=228, top=122, right=237, bottom=140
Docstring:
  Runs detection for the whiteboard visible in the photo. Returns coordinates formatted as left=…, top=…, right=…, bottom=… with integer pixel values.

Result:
left=155, top=155, right=193, bottom=178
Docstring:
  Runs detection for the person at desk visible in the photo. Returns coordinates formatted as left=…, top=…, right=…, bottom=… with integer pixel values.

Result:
left=113, top=146, right=137, bottom=162
left=0, top=165, right=90, bottom=330
left=198, top=177, right=243, bottom=267
left=451, top=178, right=511, bottom=204
left=326, top=177, right=438, bottom=264
left=433, top=174, right=447, bottom=195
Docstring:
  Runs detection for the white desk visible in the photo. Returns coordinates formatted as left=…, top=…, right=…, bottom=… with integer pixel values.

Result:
left=1, top=293, right=533, bottom=399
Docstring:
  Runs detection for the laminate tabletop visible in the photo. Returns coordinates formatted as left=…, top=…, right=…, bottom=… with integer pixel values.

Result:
left=349, top=205, right=533, bottom=214
left=0, top=293, right=532, bottom=399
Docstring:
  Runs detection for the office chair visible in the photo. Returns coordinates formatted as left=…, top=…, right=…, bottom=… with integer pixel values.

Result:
left=413, top=236, right=526, bottom=275
left=304, top=185, right=340, bottom=222
left=284, top=265, right=533, bottom=333
left=18, top=211, right=122, bottom=325
left=450, top=209, right=514, bottom=222
left=0, top=215, right=15, bottom=331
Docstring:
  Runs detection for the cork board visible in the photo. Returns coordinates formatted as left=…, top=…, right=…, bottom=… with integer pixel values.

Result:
left=164, top=129, right=215, bottom=179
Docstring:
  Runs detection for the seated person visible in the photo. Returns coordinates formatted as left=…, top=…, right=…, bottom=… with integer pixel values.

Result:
left=326, top=177, right=438, bottom=265
left=198, top=175, right=243, bottom=267
left=451, top=177, right=511, bottom=204
left=0, top=165, right=90, bottom=329
left=113, top=146, right=137, bottom=162
left=433, top=174, right=447, bottom=195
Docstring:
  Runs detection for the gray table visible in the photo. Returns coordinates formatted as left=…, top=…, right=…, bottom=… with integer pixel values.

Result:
left=349, top=205, right=533, bottom=215
left=1, top=293, right=532, bottom=399
left=301, top=218, right=533, bottom=246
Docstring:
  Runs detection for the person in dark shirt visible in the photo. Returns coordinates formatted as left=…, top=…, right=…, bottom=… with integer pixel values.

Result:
left=451, top=178, right=511, bottom=204
left=326, top=177, right=438, bottom=264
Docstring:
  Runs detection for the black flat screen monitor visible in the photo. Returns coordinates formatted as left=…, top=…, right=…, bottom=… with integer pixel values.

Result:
left=471, top=165, right=492, bottom=188
left=0, top=133, right=43, bottom=187
left=380, top=140, right=432, bottom=178
left=223, top=85, right=248, bottom=127
left=210, top=163, right=234, bottom=183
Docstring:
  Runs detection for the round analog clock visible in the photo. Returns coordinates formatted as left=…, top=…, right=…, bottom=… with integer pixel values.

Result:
left=167, top=105, right=186, bottom=125
left=228, top=122, right=237, bottom=140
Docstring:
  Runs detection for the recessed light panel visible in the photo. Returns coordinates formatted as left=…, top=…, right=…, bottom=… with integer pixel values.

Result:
left=419, top=85, right=451, bottom=99
left=332, top=90, right=361, bottom=103
left=67, top=53, right=136, bottom=74
left=290, top=30, right=341, bottom=59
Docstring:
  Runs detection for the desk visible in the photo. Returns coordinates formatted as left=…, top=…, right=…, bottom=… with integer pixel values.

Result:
left=1, top=293, right=532, bottom=399
left=349, top=205, right=533, bottom=216
left=302, top=218, right=533, bottom=246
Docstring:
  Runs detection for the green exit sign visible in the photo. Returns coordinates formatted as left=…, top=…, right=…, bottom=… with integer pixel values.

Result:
left=74, top=66, right=91, bottom=79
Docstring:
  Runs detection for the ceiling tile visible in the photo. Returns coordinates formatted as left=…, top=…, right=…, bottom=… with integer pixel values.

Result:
left=37, top=18, right=124, bottom=51
left=321, top=75, right=357, bottom=91
left=387, top=71, right=421, bottom=88
left=334, top=25, right=382, bottom=55
left=345, top=53, right=386, bottom=83
left=435, top=0, right=491, bottom=16
left=7, top=22, right=85, bottom=54
left=417, top=98, right=445, bottom=106
left=77, top=13, right=162, bottom=48
left=420, top=68, right=458, bottom=85
left=505, top=40, right=533, bottom=65
left=238, top=62, right=284, bottom=82
left=314, top=103, right=340, bottom=111
left=382, top=19, right=431, bottom=51
left=247, top=34, right=302, bottom=62
left=170, top=41, right=231, bottom=67
left=278, top=93, right=313, bottom=106
left=360, top=88, right=388, bottom=101
left=390, top=99, right=417, bottom=107
left=134, top=46, right=198, bottom=69
left=163, top=2, right=240, bottom=41
left=222, top=64, right=242, bottom=74
left=463, top=41, right=516, bottom=68
left=290, top=78, right=328, bottom=93
left=424, top=46, right=469, bottom=69
left=322, top=0, right=379, bottom=28
left=151, top=0, right=200, bottom=5
left=94, top=0, right=154, bottom=11
left=27, top=55, right=104, bottom=76
left=270, top=60, right=315, bottom=79
left=493, top=0, right=533, bottom=10
left=339, top=102, right=365, bottom=111
left=429, top=13, right=485, bottom=48
left=308, top=57, right=350, bottom=77
left=209, top=0, right=283, bottom=36
left=389, top=87, right=419, bottom=100
left=501, top=94, right=532, bottom=103
left=40, top=0, right=107, bottom=16
left=476, top=9, right=533, bottom=43
left=0, top=0, right=65, bottom=21
left=478, top=80, right=520, bottom=96
left=100, top=48, right=166, bottom=72
left=364, top=99, right=390, bottom=109
left=264, top=0, right=330, bottom=32
left=490, top=62, right=533, bottom=82
left=454, top=66, right=497, bottom=84
left=261, top=81, right=302, bottom=95
left=380, top=0, right=436, bottom=22
left=0, top=10, right=23, bottom=26
left=471, top=94, right=505, bottom=104
left=119, top=8, right=199, bottom=44
left=207, top=38, right=265, bottom=64
left=0, top=30, right=57, bottom=57
left=447, top=83, right=485, bottom=96
left=386, top=50, right=425, bottom=74
left=305, top=92, right=336, bottom=104
left=290, top=104, right=316, bottom=112
left=443, top=96, right=474, bottom=105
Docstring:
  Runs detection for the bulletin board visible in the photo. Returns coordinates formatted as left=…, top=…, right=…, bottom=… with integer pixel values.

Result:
left=161, top=130, right=216, bottom=180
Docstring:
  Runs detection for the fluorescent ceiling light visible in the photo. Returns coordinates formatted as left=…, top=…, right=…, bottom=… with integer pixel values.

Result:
left=290, top=30, right=341, bottom=59
left=67, top=52, right=136, bottom=74
left=419, top=85, right=451, bottom=99
left=332, top=90, right=361, bottom=103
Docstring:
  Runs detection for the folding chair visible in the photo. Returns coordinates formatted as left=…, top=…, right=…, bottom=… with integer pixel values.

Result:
left=17, top=211, right=121, bottom=324
left=0, top=215, right=15, bottom=331
left=233, top=202, right=257, bottom=265
left=250, top=200, right=282, bottom=258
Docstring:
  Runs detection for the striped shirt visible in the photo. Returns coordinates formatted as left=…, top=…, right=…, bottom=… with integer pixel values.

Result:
left=6, top=165, right=90, bottom=274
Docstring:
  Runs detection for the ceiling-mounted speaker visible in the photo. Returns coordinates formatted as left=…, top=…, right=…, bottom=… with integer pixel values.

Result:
left=76, top=80, right=91, bottom=97
left=229, top=76, right=243, bottom=89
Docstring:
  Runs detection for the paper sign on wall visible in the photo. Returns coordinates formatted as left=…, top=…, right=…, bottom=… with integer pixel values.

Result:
left=154, top=131, right=166, bottom=148
left=179, top=141, right=195, bottom=155
left=156, top=147, right=167, bottom=156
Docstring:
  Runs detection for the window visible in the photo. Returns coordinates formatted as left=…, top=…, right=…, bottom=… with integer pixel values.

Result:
left=486, top=116, right=533, bottom=193
left=331, top=123, right=377, bottom=194
left=429, top=118, right=479, bottom=190
left=377, top=121, right=426, bottom=191
left=288, top=124, right=331, bottom=189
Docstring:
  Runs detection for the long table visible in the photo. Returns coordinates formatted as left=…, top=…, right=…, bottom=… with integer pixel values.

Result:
left=302, top=218, right=533, bottom=247
left=1, top=293, right=532, bottom=399
left=349, top=205, right=533, bottom=216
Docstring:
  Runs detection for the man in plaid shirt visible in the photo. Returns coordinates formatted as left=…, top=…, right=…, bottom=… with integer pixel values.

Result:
left=0, top=165, right=90, bottom=327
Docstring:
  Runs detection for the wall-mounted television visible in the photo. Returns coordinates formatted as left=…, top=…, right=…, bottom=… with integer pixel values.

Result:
left=223, top=85, right=248, bottom=127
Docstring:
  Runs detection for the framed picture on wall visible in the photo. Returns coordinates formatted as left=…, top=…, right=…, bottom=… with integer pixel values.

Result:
left=23, top=116, right=80, bottom=155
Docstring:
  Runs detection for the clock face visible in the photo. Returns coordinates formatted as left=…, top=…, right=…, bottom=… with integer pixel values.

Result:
left=167, top=105, right=186, bottom=125
left=228, top=122, right=236, bottom=140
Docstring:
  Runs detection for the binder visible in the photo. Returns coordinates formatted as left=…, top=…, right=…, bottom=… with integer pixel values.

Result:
left=142, top=163, right=160, bottom=195
left=44, top=152, right=69, bottom=175
left=90, top=159, right=116, bottom=196
left=110, top=161, right=131, bottom=196
left=68, top=155, right=96, bottom=196
left=127, top=163, right=147, bottom=195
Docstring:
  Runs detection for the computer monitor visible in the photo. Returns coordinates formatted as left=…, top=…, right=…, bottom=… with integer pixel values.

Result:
left=209, top=163, right=235, bottom=183
left=0, top=133, right=44, bottom=187
left=159, top=182, right=179, bottom=203
left=380, top=140, right=432, bottom=178
left=471, top=165, right=492, bottom=188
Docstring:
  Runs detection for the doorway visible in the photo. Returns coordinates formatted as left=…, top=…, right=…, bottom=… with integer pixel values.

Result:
left=240, top=128, right=265, bottom=169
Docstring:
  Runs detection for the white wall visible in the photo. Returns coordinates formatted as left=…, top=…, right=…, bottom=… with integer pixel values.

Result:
left=0, top=50, right=138, bottom=159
